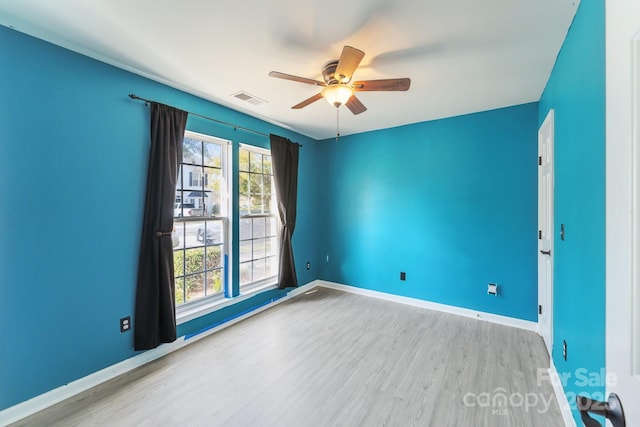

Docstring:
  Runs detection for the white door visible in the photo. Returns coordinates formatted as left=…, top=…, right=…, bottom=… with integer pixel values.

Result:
left=538, top=109, right=554, bottom=357
left=606, top=3, right=640, bottom=425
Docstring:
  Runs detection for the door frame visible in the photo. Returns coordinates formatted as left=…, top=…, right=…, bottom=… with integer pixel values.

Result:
left=538, top=109, right=554, bottom=357
left=606, top=3, right=640, bottom=424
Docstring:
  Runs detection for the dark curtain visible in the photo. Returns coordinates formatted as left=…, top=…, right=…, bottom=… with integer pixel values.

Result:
left=270, top=134, right=300, bottom=289
left=134, top=103, right=188, bottom=351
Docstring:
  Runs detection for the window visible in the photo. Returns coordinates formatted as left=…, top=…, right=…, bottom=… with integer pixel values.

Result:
left=174, top=132, right=229, bottom=306
left=239, top=145, right=279, bottom=290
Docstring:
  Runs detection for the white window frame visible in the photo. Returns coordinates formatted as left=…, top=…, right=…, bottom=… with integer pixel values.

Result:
left=174, top=131, right=232, bottom=316
left=239, top=143, right=280, bottom=294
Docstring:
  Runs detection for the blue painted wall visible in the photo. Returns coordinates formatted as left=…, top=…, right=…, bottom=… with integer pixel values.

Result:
left=317, top=103, right=539, bottom=321
left=0, top=26, right=320, bottom=410
left=538, top=1, right=606, bottom=423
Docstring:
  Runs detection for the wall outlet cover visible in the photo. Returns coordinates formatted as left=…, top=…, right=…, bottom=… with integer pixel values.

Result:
left=120, top=316, right=131, bottom=333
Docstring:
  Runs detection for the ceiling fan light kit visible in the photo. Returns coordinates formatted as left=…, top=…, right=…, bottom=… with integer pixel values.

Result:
left=322, top=84, right=354, bottom=107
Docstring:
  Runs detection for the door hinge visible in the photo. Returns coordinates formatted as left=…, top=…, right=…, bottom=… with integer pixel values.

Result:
left=538, top=156, right=542, bottom=166
left=539, top=305, right=542, bottom=315
left=538, top=230, right=542, bottom=240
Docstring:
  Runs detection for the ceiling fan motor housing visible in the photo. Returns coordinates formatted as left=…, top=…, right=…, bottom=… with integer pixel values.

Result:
left=322, top=60, right=340, bottom=84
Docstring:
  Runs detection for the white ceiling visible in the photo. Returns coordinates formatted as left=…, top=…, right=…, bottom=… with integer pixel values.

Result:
left=0, top=0, right=579, bottom=140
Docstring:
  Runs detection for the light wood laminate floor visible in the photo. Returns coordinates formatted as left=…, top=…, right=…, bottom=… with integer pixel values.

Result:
left=12, top=287, right=563, bottom=426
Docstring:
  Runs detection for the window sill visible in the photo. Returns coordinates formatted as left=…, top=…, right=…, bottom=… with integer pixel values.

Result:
left=240, top=276, right=278, bottom=295
left=176, top=282, right=278, bottom=325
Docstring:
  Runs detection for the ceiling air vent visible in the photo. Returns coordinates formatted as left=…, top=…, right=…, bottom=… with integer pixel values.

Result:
left=231, top=91, right=266, bottom=106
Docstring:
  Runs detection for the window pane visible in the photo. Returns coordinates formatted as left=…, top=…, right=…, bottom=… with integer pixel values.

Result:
left=252, top=259, right=266, bottom=282
left=206, top=168, right=221, bottom=216
left=173, top=222, right=184, bottom=250
left=240, top=262, right=251, bottom=285
left=175, top=192, right=186, bottom=217
left=191, top=196, right=205, bottom=216
left=185, top=273, right=205, bottom=302
left=176, top=166, right=184, bottom=190
left=174, top=249, right=185, bottom=277
left=239, top=148, right=250, bottom=172
left=253, top=238, right=266, bottom=260
left=250, top=152, right=262, bottom=173
left=182, top=163, right=198, bottom=180
left=253, top=217, right=266, bottom=238
left=183, top=138, right=202, bottom=165
left=239, top=172, right=249, bottom=197
left=266, top=237, right=277, bottom=257
left=263, top=155, right=272, bottom=175
left=249, top=173, right=262, bottom=195
left=185, top=222, right=204, bottom=248
left=198, top=220, right=222, bottom=245
left=240, top=195, right=250, bottom=217
left=240, top=240, right=252, bottom=263
left=206, top=245, right=222, bottom=270
left=204, top=142, right=221, bottom=168
left=266, top=217, right=276, bottom=237
left=264, top=196, right=273, bottom=214
left=185, top=248, right=205, bottom=275
left=250, top=195, right=262, bottom=214
left=175, top=277, right=185, bottom=306
left=205, top=269, right=222, bottom=295
left=266, top=256, right=278, bottom=277
left=262, top=175, right=272, bottom=195
left=240, top=218, right=252, bottom=240
left=263, top=176, right=272, bottom=213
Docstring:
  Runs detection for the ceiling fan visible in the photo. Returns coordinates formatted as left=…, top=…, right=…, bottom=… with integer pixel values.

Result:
left=269, top=46, right=411, bottom=115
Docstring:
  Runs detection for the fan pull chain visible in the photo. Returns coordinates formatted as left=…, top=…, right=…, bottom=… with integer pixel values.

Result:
left=336, top=107, right=340, bottom=142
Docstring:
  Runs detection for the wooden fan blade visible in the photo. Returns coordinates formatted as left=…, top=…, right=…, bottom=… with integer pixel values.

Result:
left=353, top=78, right=411, bottom=91
left=269, top=71, right=325, bottom=87
left=335, top=46, right=365, bottom=83
left=345, top=95, right=367, bottom=115
left=292, top=92, right=324, bottom=109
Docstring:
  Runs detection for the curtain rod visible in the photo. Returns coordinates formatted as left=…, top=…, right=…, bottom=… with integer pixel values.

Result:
left=129, top=94, right=302, bottom=146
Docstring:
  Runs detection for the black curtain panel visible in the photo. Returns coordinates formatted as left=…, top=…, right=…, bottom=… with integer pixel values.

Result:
left=270, top=134, right=300, bottom=289
left=134, top=103, right=188, bottom=351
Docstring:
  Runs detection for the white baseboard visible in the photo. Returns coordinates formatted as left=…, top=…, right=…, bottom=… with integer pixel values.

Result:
left=0, top=280, right=321, bottom=427
left=549, top=358, right=577, bottom=427
left=315, top=280, right=539, bottom=332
